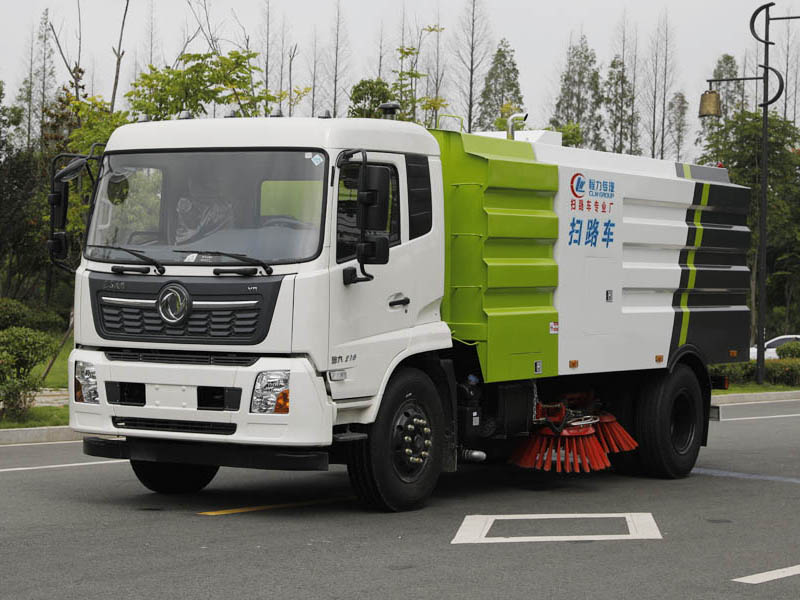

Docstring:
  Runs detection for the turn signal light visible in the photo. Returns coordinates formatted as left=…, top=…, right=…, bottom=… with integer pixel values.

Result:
left=655, top=355, right=664, bottom=363
left=569, top=360, right=579, bottom=369
left=729, top=350, right=738, bottom=358
left=275, top=389, right=290, bottom=414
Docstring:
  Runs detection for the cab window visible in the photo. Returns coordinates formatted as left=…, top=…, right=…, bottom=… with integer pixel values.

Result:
left=336, top=163, right=400, bottom=262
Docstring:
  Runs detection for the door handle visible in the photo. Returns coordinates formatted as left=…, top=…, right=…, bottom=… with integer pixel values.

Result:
left=389, top=296, right=410, bottom=307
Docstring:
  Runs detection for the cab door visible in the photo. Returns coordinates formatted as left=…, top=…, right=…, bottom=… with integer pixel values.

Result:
left=328, top=153, right=413, bottom=398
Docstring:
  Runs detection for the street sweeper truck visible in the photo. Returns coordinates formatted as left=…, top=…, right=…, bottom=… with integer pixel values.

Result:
left=48, top=112, right=750, bottom=510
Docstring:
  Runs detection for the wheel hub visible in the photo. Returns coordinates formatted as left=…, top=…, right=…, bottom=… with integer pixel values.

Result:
left=392, top=401, right=433, bottom=482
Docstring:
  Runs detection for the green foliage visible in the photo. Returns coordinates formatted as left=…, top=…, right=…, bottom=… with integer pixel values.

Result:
left=699, top=110, right=800, bottom=339
left=127, top=51, right=276, bottom=120
left=709, top=359, right=800, bottom=386
left=68, top=96, right=130, bottom=155
left=550, top=34, right=605, bottom=150
left=348, top=78, right=394, bottom=118
left=547, top=122, right=584, bottom=148
left=777, top=342, right=800, bottom=359
left=477, top=39, right=524, bottom=131
left=0, top=298, right=64, bottom=332
left=0, top=375, right=38, bottom=422
left=0, top=404, right=69, bottom=429
left=603, top=55, right=637, bottom=154
left=392, top=45, right=427, bottom=122
left=0, top=327, right=57, bottom=379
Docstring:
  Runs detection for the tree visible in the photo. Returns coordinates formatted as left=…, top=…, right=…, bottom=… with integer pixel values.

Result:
left=453, top=0, right=491, bottom=132
left=110, top=0, right=131, bottom=112
left=126, top=51, right=274, bottom=120
left=423, top=14, right=447, bottom=128
left=696, top=54, right=743, bottom=147
left=603, top=55, right=635, bottom=153
left=550, top=33, right=604, bottom=150
left=34, top=10, right=56, bottom=152
left=327, top=0, right=349, bottom=117
left=666, top=91, right=688, bottom=161
left=642, top=11, right=676, bottom=159
left=14, top=30, right=36, bottom=149
left=308, top=27, right=322, bottom=116
left=348, top=78, right=393, bottom=118
left=476, top=39, right=523, bottom=132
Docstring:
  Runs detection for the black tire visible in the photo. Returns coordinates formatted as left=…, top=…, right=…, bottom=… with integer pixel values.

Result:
left=130, top=460, right=219, bottom=494
left=635, top=364, right=704, bottom=478
left=346, top=367, right=444, bottom=511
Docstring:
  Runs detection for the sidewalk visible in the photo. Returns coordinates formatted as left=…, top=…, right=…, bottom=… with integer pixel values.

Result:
left=711, top=390, right=800, bottom=405
left=35, top=388, right=69, bottom=406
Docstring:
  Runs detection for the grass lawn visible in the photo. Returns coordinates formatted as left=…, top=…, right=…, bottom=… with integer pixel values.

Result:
left=713, top=382, right=800, bottom=395
left=0, top=405, right=69, bottom=429
left=31, top=334, right=72, bottom=389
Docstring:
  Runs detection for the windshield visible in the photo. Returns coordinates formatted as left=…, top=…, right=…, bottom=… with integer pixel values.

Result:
left=85, top=150, right=328, bottom=266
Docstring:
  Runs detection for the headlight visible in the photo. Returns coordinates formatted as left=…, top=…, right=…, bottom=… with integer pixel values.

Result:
left=74, top=361, right=99, bottom=404
left=251, top=370, right=290, bottom=414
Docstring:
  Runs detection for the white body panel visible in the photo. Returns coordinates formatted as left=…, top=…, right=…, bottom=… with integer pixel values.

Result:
left=532, top=143, right=695, bottom=376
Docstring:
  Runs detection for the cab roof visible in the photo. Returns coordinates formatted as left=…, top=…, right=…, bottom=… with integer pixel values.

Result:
left=105, top=117, right=441, bottom=156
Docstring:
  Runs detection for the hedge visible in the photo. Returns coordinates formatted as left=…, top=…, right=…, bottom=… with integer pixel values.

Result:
left=0, top=298, right=66, bottom=333
left=709, top=359, right=800, bottom=386
left=777, top=341, right=800, bottom=359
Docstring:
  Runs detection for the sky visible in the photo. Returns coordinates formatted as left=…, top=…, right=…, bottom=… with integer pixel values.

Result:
left=1, top=0, right=798, bottom=157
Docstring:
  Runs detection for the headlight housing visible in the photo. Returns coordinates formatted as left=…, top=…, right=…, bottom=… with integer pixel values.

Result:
left=251, top=370, right=290, bottom=414
left=74, top=361, right=99, bottom=404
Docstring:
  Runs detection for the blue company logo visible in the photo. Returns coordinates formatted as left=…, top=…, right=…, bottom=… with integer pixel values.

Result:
left=570, top=172, right=586, bottom=197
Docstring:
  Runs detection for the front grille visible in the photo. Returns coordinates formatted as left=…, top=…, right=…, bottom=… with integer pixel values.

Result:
left=100, top=304, right=260, bottom=339
left=105, top=349, right=259, bottom=367
left=112, top=416, right=236, bottom=435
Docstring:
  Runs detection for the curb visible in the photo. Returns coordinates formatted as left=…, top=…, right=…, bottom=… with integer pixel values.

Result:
left=0, top=426, right=82, bottom=445
left=711, top=390, right=800, bottom=406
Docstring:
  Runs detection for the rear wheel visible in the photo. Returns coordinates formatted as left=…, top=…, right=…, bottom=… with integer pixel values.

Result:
left=635, top=364, right=704, bottom=478
left=347, top=367, right=444, bottom=511
left=130, top=460, right=219, bottom=494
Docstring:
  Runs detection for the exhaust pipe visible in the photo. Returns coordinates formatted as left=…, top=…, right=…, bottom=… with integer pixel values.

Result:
left=507, top=112, right=528, bottom=140
left=459, top=449, right=487, bottom=463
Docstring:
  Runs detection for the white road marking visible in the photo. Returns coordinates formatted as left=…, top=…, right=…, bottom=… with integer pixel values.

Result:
left=733, top=564, right=800, bottom=584
left=0, top=440, right=82, bottom=448
left=719, top=413, right=800, bottom=421
left=693, top=467, right=800, bottom=485
left=451, top=513, right=662, bottom=544
left=0, top=460, right=125, bottom=473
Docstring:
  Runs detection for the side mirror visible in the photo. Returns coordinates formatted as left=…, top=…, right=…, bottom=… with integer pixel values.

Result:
left=47, top=231, right=68, bottom=260
left=55, top=157, right=88, bottom=183
left=49, top=181, right=68, bottom=230
left=356, top=236, right=390, bottom=265
left=358, top=165, right=391, bottom=232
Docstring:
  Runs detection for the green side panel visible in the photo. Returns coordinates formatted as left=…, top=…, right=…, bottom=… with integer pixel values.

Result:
left=429, top=129, right=559, bottom=383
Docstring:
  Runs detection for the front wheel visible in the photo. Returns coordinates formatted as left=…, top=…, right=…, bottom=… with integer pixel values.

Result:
left=347, top=367, right=444, bottom=511
left=130, top=460, right=219, bottom=494
left=635, top=364, right=704, bottom=478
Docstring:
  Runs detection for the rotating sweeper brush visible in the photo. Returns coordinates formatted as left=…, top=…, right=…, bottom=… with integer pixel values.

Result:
left=511, top=404, right=638, bottom=472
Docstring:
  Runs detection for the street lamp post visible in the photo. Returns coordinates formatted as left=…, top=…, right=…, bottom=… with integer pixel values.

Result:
left=699, top=2, right=794, bottom=384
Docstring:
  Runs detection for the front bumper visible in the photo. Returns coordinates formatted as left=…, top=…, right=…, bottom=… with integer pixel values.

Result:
left=84, top=436, right=329, bottom=470
left=69, top=348, right=334, bottom=446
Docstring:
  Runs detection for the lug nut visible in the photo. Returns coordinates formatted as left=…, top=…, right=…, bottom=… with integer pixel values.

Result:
left=404, top=448, right=413, bottom=456
left=423, top=427, right=431, bottom=435
left=406, top=424, right=415, bottom=432
left=404, top=435, right=412, bottom=443
left=424, top=440, right=432, bottom=447
left=421, top=451, right=429, bottom=458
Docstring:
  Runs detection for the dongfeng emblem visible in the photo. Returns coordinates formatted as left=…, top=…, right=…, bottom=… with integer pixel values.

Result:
left=157, top=284, right=191, bottom=324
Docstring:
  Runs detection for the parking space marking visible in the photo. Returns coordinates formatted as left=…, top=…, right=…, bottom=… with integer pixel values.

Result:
left=693, top=467, right=800, bottom=485
left=198, top=496, right=354, bottom=515
left=451, top=513, right=662, bottom=544
left=0, top=460, right=125, bottom=474
left=733, top=564, right=800, bottom=584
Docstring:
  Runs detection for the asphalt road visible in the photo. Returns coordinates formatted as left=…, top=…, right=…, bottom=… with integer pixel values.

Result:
left=1, top=401, right=799, bottom=600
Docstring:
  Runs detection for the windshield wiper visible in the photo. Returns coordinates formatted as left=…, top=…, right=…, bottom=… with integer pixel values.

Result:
left=173, top=249, right=273, bottom=275
left=86, top=244, right=165, bottom=274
